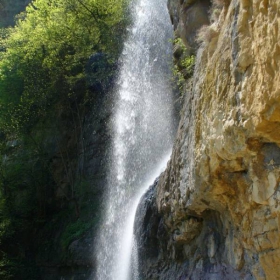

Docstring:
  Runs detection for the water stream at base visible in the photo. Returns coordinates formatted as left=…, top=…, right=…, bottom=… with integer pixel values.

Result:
left=95, top=0, right=174, bottom=279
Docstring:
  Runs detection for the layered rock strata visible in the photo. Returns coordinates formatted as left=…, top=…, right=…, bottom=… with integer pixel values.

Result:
left=137, top=0, right=280, bottom=279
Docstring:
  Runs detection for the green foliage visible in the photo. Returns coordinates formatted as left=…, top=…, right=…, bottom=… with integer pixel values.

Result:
left=0, top=135, right=51, bottom=240
left=60, top=218, right=94, bottom=250
left=172, top=38, right=195, bottom=94
left=180, top=55, right=195, bottom=75
left=0, top=27, right=11, bottom=52
left=0, top=0, right=129, bottom=134
left=59, top=177, right=102, bottom=249
left=0, top=252, right=14, bottom=279
left=0, top=0, right=129, bottom=277
left=0, top=255, right=39, bottom=280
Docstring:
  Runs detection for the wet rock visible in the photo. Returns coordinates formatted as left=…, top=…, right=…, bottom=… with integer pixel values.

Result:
left=134, top=180, right=162, bottom=278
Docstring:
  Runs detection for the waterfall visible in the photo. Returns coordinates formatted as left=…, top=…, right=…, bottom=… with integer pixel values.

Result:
left=95, top=0, right=174, bottom=279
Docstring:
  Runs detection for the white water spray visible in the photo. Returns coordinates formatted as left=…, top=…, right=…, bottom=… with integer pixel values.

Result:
left=115, top=151, right=172, bottom=280
left=95, top=0, right=174, bottom=278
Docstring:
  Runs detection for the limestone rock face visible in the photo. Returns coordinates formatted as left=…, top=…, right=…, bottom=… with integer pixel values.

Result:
left=168, top=0, right=211, bottom=50
left=142, top=0, right=280, bottom=279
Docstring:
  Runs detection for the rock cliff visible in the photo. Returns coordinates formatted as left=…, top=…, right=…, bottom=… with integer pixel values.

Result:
left=137, top=0, right=280, bottom=279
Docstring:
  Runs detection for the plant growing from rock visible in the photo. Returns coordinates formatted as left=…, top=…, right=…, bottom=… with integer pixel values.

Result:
left=172, top=37, right=195, bottom=95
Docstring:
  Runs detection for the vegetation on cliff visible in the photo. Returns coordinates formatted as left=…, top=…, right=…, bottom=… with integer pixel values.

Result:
left=172, top=37, right=195, bottom=96
left=0, top=0, right=128, bottom=278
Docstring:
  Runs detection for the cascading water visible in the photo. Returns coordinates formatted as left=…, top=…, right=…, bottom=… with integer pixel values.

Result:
left=96, top=0, right=175, bottom=279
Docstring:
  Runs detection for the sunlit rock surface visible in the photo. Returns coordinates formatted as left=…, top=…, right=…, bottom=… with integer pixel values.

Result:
left=140, top=0, right=280, bottom=279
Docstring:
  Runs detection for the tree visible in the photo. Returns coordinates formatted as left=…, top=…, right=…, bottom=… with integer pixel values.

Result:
left=0, top=0, right=129, bottom=277
left=0, top=0, right=129, bottom=134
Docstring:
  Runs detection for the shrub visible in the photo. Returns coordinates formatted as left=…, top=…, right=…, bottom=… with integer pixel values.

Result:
left=172, top=38, right=195, bottom=94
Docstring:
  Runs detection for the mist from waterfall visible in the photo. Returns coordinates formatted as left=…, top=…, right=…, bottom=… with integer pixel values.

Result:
left=95, top=0, right=174, bottom=278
